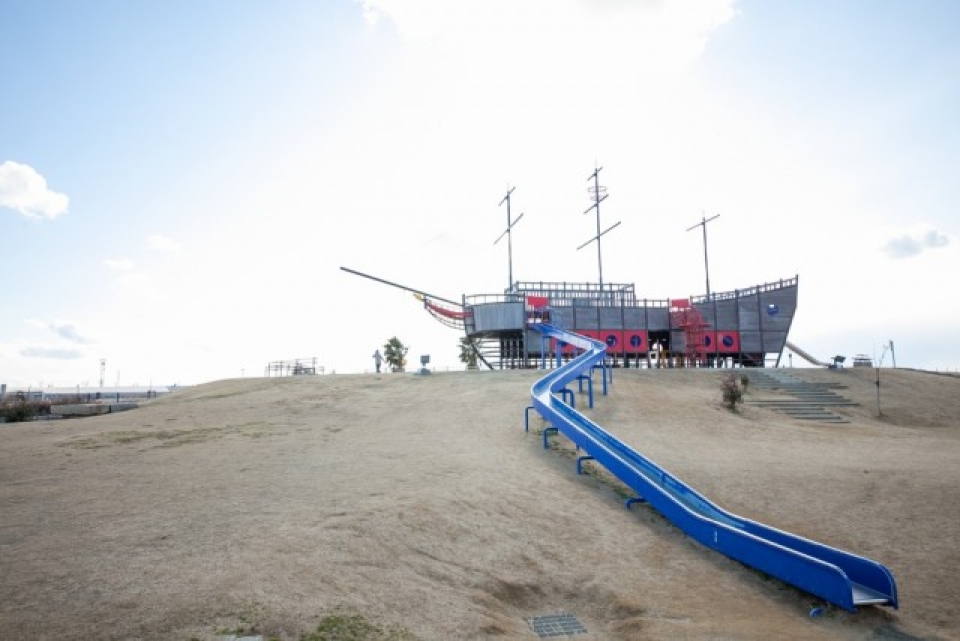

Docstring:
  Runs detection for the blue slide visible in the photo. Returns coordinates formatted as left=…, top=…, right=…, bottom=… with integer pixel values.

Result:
left=528, top=323, right=898, bottom=612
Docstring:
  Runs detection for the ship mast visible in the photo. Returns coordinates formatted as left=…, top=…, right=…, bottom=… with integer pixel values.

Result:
left=578, top=165, right=621, bottom=297
left=494, top=186, right=524, bottom=292
left=686, top=212, right=720, bottom=299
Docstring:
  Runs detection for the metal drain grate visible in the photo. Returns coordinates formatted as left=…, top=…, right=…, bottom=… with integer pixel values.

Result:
left=527, top=612, right=588, bottom=638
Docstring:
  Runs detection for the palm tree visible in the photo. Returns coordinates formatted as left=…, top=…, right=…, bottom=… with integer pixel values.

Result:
left=383, top=336, right=408, bottom=372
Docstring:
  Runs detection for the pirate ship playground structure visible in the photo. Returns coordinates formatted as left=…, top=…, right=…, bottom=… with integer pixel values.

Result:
left=344, top=170, right=801, bottom=369
left=344, top=267, right=798, bottom=370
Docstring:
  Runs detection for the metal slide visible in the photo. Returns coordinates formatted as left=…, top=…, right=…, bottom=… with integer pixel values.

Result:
left=529, top=323, right=897, bottom=612
left=785, top=340, right=829, bottom=367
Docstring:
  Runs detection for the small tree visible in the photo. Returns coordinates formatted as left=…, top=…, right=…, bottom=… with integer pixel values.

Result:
left=721, top=373, right=744, bottom=411
left=459, top=336, right=479, bottom=370
left=383, top=336, right=408, bottom=372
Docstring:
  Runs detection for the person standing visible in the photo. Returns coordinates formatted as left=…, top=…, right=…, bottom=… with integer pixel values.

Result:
left=372, top=349, right=383, bottom=373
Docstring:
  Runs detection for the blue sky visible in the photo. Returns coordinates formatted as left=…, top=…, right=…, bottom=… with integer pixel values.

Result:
left=2, top=0, right=958, bottom=387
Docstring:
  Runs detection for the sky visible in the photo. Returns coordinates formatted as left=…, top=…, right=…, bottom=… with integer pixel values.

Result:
left=2, top=0, right=958, bottom=388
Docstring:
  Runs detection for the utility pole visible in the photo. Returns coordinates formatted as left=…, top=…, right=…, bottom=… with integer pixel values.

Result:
left=687, top=212, right=720, bottom=299
left=99, top=359, right=106, bottom=388
left=494, top=186, right=524, bottom=292
left=578, top=166, right=621, bottom=296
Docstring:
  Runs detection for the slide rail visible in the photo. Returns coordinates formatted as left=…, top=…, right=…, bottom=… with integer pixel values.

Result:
left=529, top=323, right=897, bottom=612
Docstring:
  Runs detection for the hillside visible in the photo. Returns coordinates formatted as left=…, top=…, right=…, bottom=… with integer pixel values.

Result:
left=1, top=367, right=957, bottom=640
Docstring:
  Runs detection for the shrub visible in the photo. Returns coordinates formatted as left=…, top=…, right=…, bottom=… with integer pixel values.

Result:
left=0, top=397, right=51, bottom=423
left=721, top=374, right=744, bottom=411
left=301, top=613, right=415, bottom=641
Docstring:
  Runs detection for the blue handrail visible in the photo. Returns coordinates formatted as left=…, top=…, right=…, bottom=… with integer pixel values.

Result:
left=528, top=323, right=897, bottom=612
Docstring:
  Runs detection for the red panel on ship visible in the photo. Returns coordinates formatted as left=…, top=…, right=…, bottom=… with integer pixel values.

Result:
left=715, top=330, right=740, bottom=353
left=623, top=330, right=648, bottom=352
left=601, top=330, right=623, bottom=354
left=701, top=331, right=716, bottom=351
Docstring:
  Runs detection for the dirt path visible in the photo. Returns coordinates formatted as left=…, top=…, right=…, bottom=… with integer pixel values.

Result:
left=1, top=367, right=957, bottom=640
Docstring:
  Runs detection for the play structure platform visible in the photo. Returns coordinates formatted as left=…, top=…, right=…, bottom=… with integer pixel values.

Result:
left=527, top=323, right=898, bottom=612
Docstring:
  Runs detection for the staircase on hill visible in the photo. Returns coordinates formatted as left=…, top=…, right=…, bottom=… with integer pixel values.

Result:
left=744, top=370, right=858, bottom=424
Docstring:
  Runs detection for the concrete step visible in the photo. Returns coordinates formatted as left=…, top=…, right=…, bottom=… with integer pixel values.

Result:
left=748, top=400, right=859, bottom=407
left=741, top=370, right=857, bottom=424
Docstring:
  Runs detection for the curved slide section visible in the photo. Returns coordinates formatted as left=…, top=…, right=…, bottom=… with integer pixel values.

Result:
left=529, top=323, right=897, bottom=612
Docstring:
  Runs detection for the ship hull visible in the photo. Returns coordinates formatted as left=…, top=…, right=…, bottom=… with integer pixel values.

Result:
left=463, top=277, right=798, bottom=368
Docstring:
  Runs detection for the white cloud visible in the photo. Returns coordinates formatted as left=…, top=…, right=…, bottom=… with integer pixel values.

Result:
left=358, top=0, right=735, bottom=72
left=148, top=234, right=182, bottom=253
left=27, top=319, right=94, bottom=344
left=360, top=0, right=382, bottom=29
left=0, top=160, right=70, bottom=220
left=48, top=321, right=93, bottom=344
left=102, top=257, right=146, bottom=286
left=103, top=258, right=136, bottom=272
left=20, top=345, right=84, bottom=360
left=883, top=226, right=952, bottom=259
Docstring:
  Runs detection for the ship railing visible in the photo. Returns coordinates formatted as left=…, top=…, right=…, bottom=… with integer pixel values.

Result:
left=465, top=275, right=798, bottom=309
left=690, top=276, right=799, bottom=304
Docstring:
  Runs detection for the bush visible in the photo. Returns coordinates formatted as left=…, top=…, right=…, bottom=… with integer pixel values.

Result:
left=0, top=396, right=51, bottom=423
left=300, top=613, right=415, bottom=641
left=721, top=374, right=744, bottom=411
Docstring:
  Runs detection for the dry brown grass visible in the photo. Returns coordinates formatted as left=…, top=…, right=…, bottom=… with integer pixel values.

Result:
left=1, top=367, right=957, bottom=640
